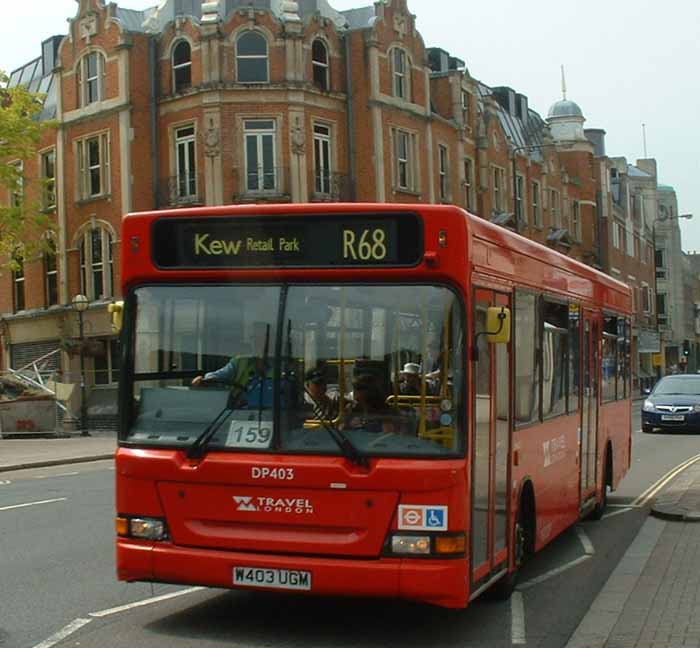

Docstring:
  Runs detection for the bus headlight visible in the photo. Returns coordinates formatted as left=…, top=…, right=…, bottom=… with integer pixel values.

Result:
left=388, top=532, right=467, bottom=556
left=116, top=516, right=168, bottom=541
left=391, top=535, right=431, bottom=555
left=642, top=400, right=655, bottom=412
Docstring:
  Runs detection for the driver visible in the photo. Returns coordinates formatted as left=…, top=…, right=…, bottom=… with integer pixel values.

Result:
left=191, top=322, right=273, bottom=405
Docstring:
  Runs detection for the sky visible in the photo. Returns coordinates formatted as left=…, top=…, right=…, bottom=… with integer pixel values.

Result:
left=2, top=0, right=699, bottom=252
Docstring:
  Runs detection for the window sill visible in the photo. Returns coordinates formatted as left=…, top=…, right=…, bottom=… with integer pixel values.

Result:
left=40, top=206, right=57, bottom=214
left=76, top=194, right=112, bottom=206
left=234, top=193, right=291, bottom=204
left=392, top=187, right=422, bottom=198
left=164, top=198, right=204, bottom=208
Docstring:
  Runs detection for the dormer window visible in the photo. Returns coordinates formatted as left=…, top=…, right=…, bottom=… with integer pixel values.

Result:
left=78, top=51, right=105, bottom=106
left=312, top=39, right=329, bottom=91
left=172, top=40, right=192, bottom=93
left=392, top=48, right=409, bottom=100
left=236, top=31, right=269, bottom=83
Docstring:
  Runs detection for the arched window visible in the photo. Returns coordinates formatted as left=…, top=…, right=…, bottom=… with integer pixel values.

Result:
left=172, top=40, right=192, bottom=93
left=79, top=226, right=113, bottom=301
left=312, top=39, right=329, bottom=91
left=78, top=51, right=105, bottom=106
left=392, top=48, right=410, bottom=100
left=236, top=31, right=269, bottom=83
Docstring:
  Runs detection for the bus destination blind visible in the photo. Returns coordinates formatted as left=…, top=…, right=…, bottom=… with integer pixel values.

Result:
left=153, top=214, right=422, bottom=269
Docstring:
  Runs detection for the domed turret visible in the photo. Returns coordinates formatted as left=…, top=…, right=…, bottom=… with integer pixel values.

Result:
left=547, top=99, right=583, bottom=119
left=546, top=67, right=587, bottom=143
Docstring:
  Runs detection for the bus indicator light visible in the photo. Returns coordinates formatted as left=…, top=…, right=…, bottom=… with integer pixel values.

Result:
left=435, top=534, right=466, bottom=555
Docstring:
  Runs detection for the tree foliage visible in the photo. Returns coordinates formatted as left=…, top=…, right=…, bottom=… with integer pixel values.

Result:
left=0, top=70, right=57, bottom=267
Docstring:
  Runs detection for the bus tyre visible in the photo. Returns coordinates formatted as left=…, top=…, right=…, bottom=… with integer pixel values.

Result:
left=589, top=453, right=611, bottom=521
left=489, top=511, right=526, bottom=600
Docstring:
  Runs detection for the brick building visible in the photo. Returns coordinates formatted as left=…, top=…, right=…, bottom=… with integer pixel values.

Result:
left=0, top=0, right=656, bottom=426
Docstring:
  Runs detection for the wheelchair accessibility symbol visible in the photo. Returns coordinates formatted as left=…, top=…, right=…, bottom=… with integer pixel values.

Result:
left=426, top=508, right=445, bottom=528
left=398, top=505, right=448, bottom=531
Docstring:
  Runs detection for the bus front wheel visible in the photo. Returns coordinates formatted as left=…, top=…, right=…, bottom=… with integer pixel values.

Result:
left=589, top=449, right=612, bottom=521
left=489, top=502, right=529, bottom=600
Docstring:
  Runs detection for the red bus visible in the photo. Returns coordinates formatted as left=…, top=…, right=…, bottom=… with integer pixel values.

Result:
left=114, top=203, right=632, bottom=608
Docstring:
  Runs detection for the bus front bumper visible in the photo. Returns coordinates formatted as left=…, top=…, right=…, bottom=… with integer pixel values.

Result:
left=117, top=539, right=469, bottom=609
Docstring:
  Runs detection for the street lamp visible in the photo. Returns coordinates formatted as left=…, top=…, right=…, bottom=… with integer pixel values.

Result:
left=71, top=294, right=90, bottom=437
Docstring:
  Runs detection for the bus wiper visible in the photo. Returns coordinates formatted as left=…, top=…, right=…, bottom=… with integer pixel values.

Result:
left=304, top=386, right=369, bottom=469
left=187, top=389, right=248, bottom=459
left=257, top=324, right=270, bottom=439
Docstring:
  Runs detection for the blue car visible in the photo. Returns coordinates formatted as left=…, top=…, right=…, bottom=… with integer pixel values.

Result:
left=642, top=374, right=700, bottom=433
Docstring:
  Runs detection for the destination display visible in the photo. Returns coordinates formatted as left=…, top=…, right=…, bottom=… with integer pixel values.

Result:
left=153, top=213, right=423, bottom=269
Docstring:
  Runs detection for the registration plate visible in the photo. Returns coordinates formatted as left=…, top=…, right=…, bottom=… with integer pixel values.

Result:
left=661, top=414, right=685, bottom=421
left=233, top=567, right=312, bottom=591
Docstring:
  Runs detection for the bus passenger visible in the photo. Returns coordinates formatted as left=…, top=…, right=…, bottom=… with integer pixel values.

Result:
left=341, top=371, right=402, bottom=434
left=399, top=362, right=437, bottom=396
left=304, top=367, right=340, bottom=420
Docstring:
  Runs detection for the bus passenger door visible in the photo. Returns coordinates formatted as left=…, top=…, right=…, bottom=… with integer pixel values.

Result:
left=580, top=315, right=599, bottom=502
left=471, top=290, right=511, bottom=592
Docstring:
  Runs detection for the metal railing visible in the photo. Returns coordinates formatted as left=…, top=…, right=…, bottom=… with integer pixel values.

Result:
left=158, top=174, right=204, bottom=207
left=232, top=166, right=289, bottom=201
left=311, top=172, right=351, bottom=202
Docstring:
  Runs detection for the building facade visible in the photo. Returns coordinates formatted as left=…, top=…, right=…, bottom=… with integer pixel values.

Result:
left=655, top=186, right=697, bottom=373
left=0, top=0, right=665, bottom=426
left=585, top=129, right=659, bottom=391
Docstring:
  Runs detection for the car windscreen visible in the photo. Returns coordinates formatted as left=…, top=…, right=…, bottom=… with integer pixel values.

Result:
left=653, top=377, right=700, bottom=396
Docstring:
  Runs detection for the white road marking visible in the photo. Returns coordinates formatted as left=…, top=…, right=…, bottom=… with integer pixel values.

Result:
left=31, top=618, right=91, bottom=648
left=32, top=472, right=80, bottom=480
left=511, top=591, right=526, bottom=644
left=517, top=555, right=591, bottom=591
left=0, top=497, right=67, bottom=512
left=632, top=452, right=700, bottom=507
left=602, top=507, right=633, bottom=520
left=89, top=586, right=205, bottom=618
left=0, top=479, right=11, bottom=485
left=575, top=526, right=595, bottom=556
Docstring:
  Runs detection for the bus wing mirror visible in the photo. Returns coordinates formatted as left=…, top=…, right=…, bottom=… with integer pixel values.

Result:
left=486, top=306, right=511, bottom=344
left=108, top=301, right=124, bottom=334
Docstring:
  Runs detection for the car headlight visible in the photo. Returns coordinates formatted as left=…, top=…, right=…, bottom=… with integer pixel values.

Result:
left=694, top=405, right=700, bottom=413
left=642, top=400, right=655, bottom=412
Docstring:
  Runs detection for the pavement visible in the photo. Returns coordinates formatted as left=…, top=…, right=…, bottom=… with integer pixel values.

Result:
left=1, top=434, right=699, bottom=648
left=0, top=433, right=115, bottom=472
left=567, top=457, right=700, bottom=648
